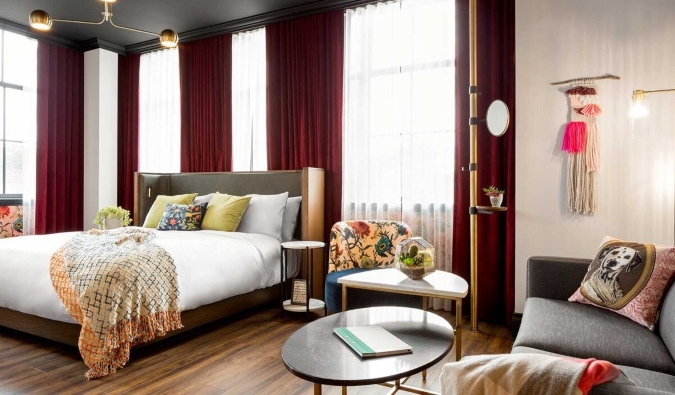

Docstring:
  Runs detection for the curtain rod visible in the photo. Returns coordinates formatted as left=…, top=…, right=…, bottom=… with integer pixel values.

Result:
left=550, top=73, right=621, bottom=85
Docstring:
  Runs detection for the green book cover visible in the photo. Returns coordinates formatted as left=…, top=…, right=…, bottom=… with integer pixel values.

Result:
left=333, top=326, right=412, bottom=358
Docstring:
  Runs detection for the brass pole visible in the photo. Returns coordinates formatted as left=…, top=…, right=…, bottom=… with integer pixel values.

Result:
left=469, top=0, right=479, bottom=332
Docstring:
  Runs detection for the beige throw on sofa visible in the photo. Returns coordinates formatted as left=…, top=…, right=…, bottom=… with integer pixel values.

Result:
left=50, top=228, right=182, bottom=379
left=441, top=353, right=588, bottom=395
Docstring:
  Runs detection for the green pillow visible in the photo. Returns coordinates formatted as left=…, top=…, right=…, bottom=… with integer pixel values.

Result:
left=143, top=193, right=198, bottom=228
left=201, top=194, right=252, bottom=232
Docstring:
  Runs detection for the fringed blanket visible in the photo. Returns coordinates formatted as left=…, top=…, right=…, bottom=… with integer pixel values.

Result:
left=440, top=353, right=621, bottom=395
left=50, top=228, right=182, bottom=379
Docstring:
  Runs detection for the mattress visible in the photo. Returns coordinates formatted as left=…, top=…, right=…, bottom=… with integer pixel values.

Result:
left=0, top=229, right=298, bottom=323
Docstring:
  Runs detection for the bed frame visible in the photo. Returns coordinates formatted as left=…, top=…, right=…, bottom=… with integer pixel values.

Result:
left=0, top=168, right=325, bottom=347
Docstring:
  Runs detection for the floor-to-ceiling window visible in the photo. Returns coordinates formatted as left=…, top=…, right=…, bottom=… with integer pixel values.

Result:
left=0, top=29, right=37, bottom=236
left=342, top=0, right=455, bottom=307
left=232, top=28, right=267, bottom=172
left=139, top=48, right=181, bottom=173
left=0, top=30, right=37, bottom=201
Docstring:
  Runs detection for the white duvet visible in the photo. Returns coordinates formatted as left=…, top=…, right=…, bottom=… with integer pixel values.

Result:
left=0, top=229, right=294, bottom=324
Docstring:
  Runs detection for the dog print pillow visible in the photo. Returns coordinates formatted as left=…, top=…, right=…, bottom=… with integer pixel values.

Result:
left=569, top=236, right=675, bottom=330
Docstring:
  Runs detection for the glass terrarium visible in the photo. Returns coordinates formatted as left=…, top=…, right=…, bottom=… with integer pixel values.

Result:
left=395, top=237, right=436, bottom=280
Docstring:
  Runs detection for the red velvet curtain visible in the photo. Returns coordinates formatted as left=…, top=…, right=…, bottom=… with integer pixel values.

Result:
left=266, top=11, right=344, bottom=240
left=179, top=35, right=233, bottom=172
left=117, top=54, right=140, bottom=219
left=452, top=0, right=516, bottom=324
left=36, top=42, right=84, bottom=234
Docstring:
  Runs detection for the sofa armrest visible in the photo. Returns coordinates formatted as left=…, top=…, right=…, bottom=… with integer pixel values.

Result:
left=526, top=256, right=591, bottom=301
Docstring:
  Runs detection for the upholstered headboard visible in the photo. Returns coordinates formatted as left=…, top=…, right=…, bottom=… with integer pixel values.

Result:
left=133, top=168, right=325, bottom=242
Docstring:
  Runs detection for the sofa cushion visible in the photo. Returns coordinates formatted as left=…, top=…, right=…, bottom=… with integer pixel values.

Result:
left=512, top=346, right=675, bottom=395
left=659, top=284, right=675, bottom=361
left=324, top=268, right=422, bottom=313
left=617, top=365, right=675, bottom=393
left=514, top=298, right=675, bottom=375
left=569, top=236, right=675, bottom=330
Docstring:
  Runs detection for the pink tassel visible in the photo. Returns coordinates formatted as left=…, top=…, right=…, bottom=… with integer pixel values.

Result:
left=580, top=103, right=602, bottom=117
left=562, top=121, right=588, bottom=153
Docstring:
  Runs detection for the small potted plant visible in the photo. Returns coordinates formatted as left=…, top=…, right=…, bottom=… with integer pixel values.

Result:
left=94, top=206, right=132, bottom=230
left=395, top=238, right=436, bottom=280
left=483, top=185, right=505, bottom=207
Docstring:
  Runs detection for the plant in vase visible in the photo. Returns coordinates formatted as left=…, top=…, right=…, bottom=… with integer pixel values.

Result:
left=483, top=185, right=505, bottom=207
left=94, top=206, right=132, bottom=230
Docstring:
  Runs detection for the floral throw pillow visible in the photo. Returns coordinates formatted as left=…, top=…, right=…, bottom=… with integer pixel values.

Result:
left=569, top=236, right=675, bottom=330
left=157, top=203, right=207, bottom=231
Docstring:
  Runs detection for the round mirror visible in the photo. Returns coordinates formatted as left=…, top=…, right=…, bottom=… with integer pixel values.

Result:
left=486, top=100, right=510, bottom=136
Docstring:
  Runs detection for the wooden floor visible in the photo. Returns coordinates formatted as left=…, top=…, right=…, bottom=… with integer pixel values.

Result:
left=0, top=305, right=513, bottom=394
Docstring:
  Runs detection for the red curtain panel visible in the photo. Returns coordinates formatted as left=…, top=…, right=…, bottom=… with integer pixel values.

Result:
left=266, top=11, right=344, bottom=240
left=179, top=35, right=233, bottom=172
left=36, top=42, right=85, bottom=234
left=452, top=0, right=516, bottom=324
left=117, top=54, right=140, bottom=219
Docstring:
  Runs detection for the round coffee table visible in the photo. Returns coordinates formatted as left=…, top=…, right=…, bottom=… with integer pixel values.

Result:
left=282, top=306, right=454, bottom=394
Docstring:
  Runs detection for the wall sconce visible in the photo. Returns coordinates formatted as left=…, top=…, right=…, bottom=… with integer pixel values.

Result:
left=629, top=87, right=675, bottom=135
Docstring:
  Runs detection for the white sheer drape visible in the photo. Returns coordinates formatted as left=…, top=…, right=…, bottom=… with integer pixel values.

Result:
left=5, top=32, right=38, bottom=235
left=342, top=0, right=455, bottom=309
left=21, top=40, right=37, bottom=236
left=139, top=48, right=181, bottom=173
left=232, top=28, right=267, bottom=171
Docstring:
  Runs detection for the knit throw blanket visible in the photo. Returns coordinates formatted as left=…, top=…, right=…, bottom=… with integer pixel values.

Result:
left=50, top=228, right=182, bottom=379
left=440, top=353, right=620, bottom=395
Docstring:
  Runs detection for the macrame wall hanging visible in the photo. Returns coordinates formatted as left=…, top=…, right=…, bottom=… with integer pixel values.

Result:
left=551, top=73, right=620, bottom=215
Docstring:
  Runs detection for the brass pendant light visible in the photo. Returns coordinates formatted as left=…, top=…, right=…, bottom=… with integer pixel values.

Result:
left=29, top=0, right=179, bottom=48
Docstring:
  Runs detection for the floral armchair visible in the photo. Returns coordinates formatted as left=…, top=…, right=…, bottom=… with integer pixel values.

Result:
left=325, top=220, right=415, bottom=313
left=328, top=220, right=412, bottom=273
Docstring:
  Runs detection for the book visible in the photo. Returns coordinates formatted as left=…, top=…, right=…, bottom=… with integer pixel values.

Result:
left=333, top=325, right=412, bottom=358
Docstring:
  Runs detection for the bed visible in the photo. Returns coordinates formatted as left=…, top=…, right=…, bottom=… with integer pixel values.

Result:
left=0, top=167, right=325, bottom=347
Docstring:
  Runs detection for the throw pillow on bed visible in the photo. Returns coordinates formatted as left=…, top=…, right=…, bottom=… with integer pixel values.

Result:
left=237, top=192, right=289, bottom=241
left=569, top=236, right=675, bottom=330
left=201, top=194, right=252, bottom=232
left=143, top=193, right=198, bottom=228
left=157, top=203, right=207, bottom=231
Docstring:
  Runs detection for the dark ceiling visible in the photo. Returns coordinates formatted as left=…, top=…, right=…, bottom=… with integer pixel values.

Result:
left=0, top=0, right=364, bottom=52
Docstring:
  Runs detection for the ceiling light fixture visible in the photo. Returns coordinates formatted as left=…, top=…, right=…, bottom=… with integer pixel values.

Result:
left=29, top=0, right=179, bottom=48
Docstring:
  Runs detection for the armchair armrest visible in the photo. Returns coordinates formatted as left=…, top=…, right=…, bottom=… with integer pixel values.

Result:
left=526, top=256, right=591, bottom=301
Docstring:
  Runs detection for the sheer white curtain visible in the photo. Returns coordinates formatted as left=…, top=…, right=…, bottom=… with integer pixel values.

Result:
left=21, top=37, right=37, bottom=235
left=139, top=48, right=181, bottom=173
left=343, top=0, right=455, bottom=309
left=2, top=32, right=38, bottom=234
left=232, top=28, right=267, bottom=171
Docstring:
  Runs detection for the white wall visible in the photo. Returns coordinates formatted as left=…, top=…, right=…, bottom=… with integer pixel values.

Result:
left=84, top=49, right=118, bottom=229
left=515, top=0, right=675, bottom=312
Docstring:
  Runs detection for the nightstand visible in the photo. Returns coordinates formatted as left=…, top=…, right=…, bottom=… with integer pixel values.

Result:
left=280, top=240, right=326, bottom=320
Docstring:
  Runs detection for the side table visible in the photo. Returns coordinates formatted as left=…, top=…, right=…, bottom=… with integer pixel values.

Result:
left=280, top=241, right=326, bottom=320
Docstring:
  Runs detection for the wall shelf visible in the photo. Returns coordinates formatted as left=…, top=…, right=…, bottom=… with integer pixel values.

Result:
left=476, top=206, right=507, bottom=215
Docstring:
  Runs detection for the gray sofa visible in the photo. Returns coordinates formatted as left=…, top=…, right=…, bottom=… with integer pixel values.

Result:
left=512, top=256, right=675, bottom=395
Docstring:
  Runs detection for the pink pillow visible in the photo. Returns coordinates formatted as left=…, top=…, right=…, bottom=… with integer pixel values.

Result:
left=569, top=236, right=675, bottom=330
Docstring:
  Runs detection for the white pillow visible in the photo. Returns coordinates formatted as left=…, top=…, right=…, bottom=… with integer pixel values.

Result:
left=237, top=192, right=289, bottom=241
left=194, top=193, right=215, bottom=205
left=281, top=196, right=302, bottom=242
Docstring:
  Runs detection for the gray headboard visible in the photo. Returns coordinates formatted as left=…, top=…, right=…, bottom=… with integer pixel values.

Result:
left=133, top=168, right=325, bottom=242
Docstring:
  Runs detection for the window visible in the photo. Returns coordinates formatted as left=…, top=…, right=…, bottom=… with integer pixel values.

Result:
left=139, top=48, right=181, bottom=173
left=342, top=0, right=455, bottom=273
left=0, top=30, right=37, bottom=201
left=232, top=28, right=267, bottom=171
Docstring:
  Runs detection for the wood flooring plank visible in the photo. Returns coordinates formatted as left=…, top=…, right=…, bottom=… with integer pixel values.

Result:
left=0, top=306, right=513, bottom=394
